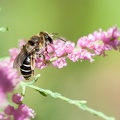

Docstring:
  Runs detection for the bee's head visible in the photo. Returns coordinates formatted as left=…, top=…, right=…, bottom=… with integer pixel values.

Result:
left=39, top=31, right=53, bottom=45
left=28, top=36, right=40, bottom=46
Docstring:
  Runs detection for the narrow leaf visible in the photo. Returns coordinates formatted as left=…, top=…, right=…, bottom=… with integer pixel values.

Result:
left=36, top=89, right=48, bottom=97
left=0, top=27, right=9, bottom=32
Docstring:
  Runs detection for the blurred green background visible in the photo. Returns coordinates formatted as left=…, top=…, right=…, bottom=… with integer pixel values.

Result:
left=0, top=0, right=120, bottom=120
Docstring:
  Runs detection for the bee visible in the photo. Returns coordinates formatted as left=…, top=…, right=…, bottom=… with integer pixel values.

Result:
left=13, top=31, right=54, bottom=80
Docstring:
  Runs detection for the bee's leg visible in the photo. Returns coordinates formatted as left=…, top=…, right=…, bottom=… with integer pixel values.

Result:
left=36, top=52, right=46, bottom=65
left=39, top=53, right=45, bottom=60
left=44, top=44, right=48, bottom=53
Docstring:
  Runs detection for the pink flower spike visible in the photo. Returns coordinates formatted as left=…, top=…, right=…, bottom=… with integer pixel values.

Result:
left=12, top=93, right=23, bottom=104
left=52, top=57, right=67, bottom=68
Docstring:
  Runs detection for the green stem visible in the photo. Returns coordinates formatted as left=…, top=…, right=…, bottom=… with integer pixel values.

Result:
left=20, top=81, right=115, bottom=120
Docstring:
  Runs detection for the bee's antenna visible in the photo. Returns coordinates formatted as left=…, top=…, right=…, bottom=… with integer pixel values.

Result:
left=51, top=33, right=66, bottom=42
left=55, top=37, right=66, bottom=42
left=51, top=32, right=58, bottom=35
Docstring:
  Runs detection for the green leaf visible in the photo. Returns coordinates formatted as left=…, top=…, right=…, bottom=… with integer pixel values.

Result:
left=36, top=90, right=48, bottom=97
left=0, top=27, right=9, bottom=32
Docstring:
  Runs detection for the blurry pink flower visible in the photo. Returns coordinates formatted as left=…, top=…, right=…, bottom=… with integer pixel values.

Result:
left=0, top=93, right=8, bottom=108
left=1, top=94, right=35, bottom=120
left=12, top=94, right=35, bottom=120
left=4, top=105, right=15, bottom=115
left=13, top=104, right=35, bottom=120
left=9, top=48, right=20, bottom=62
left=0, top=59, right=21, bottom=108
left=0, top=113, right=4, bottom=120
left=12, top=93, right=23, bottom=104
left=0, top=113, right=10, bottom=120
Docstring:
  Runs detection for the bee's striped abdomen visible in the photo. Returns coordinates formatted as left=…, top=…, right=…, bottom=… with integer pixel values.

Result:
left=20, top=56, right=32, bottom=80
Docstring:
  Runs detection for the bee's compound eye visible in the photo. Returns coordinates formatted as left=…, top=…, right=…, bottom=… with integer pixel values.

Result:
left=31, top=36, right=40, bottom=42
left=28, top=41, right=35, bottom=46
left=44, top=35, right=52, bottom=44
left=29, top=36, right=40, bottom=46
left=45, top=35, right=49, bottom=39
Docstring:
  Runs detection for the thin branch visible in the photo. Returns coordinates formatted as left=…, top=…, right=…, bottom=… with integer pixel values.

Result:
left=20, top=79, right=115, bottom=120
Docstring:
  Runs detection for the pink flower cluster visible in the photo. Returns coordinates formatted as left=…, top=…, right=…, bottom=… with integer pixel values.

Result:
left=0, top=93, right=35, bottom=120
left=77, top=27, right=120, bottom=55
left=9, top=26, right=120, bottom=70
left=0, top=59, right=21, bottom=108
left=68, top=26, right=120, bottom=62
left=36, top=26, right=120, bottom=68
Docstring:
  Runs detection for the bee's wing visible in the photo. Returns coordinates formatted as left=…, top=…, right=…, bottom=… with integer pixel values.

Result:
left=30, top=53, right=36, bottom=76
left=13, top=47, right=29, bottom=68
